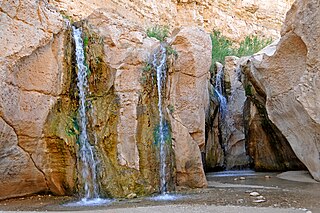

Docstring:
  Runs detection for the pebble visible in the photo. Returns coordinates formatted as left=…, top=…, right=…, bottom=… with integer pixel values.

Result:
left=239, top=177, right=246, bottom=180
left=234, top=178, right=238, bottom=181
left=256, top=196, right=265, bottom=199
left=265, top=175, right=271, bottom=178
left=253, top=199, right=266, bottom=203
left=126, top=193, right=137, bottom=199
left=249, top=192, right=260, bottom=196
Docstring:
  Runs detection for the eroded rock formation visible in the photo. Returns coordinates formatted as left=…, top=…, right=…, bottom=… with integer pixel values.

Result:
left=168, top=27, right=211, bottom=188
left=0, top=0, right=76, bottom=199
left=49, top=0, right=294, bottom=42
left=239, top=0, right=320, bottom=180
left=0, top=0, right=212, bottom=199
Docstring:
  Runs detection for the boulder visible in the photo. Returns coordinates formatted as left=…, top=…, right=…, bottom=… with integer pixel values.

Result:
left=243, top=0, right=320, bottom=180
left=168, top=26, right=211, bottom=187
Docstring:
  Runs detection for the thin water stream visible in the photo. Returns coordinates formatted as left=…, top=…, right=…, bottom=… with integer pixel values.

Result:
left=214, top=65, right=227, bottom=118
left=152, top=43, right=168, bottom=195
left=71, top=26, right=110, bottom=206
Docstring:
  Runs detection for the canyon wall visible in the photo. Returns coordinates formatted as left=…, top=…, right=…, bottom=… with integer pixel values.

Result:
left=0, top=0, right=210, bottom=199
left=240, top=0, right=320, bottom=180
left=0, top=0, right=75, bottom=199
left=49, top=0, right=294, bottom=42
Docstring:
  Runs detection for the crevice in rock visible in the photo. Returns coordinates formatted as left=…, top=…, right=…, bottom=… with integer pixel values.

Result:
left=0, top=113, right=50, bottom=192
left=169, top=112, right=197, bottom=143
left=179, top=70, right=209, bottom=78
left=16, top=142, right=50, bottom=192
left=3, top=80, right=60, bottom=98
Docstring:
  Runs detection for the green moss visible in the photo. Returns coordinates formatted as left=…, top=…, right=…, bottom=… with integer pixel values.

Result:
left=245, top=84, right=253, bottom=96
left=167, top=104, right=174, bottom=114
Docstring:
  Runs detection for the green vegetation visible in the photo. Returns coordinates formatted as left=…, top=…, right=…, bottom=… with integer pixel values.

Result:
left=167, top=104, right=174, bottom=114
left=153, top=122, right=172, bottom=146
left=210, top=30, right=272, bottom=72
left=235, top=36, right=272, bottom=57
left=65, top=115, right=80, bottom=138
left=83, top=35, right=92, bottom=77
left=210, top=31, right=233, bottom=71
left=146, top=25, right=169, bottom=42
left=140, top=62, right=155, bottom=84
left=166, top=46, right=178, bottom=59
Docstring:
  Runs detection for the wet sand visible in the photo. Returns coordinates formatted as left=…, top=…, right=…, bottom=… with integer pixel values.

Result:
left=0, top=171, right=318, bottom=212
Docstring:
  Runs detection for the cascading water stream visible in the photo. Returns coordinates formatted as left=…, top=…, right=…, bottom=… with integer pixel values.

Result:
left=153, top=44, right=168, bottom=195
left=70, top=26, right=110, bottom=206
left=214, top=65, right=227, bottom=118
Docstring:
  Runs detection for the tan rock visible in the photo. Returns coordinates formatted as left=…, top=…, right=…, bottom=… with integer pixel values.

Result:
left=169, top=117, right=207, bottom=188
left=0, top=0, right=75, bottom=200
left=87, top=9, right=159, bottom=170
left=168, top=26, right=211, bottom=187
left=0, top=117, right=47, bottom=199
left=244, top=0, right=320, bottom=180
left=49, top=0, right=294, bottom=42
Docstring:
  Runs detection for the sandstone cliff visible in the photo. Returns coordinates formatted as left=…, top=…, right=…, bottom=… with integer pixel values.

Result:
left=0, top=0, right=210, bottom=199
left=49, top=0, right=294, bottom=42
left=0, top=0, right=74, bottom=199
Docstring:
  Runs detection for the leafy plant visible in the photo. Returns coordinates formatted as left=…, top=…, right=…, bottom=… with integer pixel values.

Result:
left=210, top=30, right=272, bottom=72
left=234, top=36, right=272, bottom=57
left=140, top=62, right=155, bottom=84
left=210, top=31, right=233, bottom=72
left=147, top=25, right=169, bottom=42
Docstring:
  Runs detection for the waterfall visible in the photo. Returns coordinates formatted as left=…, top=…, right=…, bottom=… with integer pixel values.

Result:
left=153, top=44, right=168, bottom=195
left=72, top=26, right=100, bottom=202
left=214, top=64, right=227, bottom=118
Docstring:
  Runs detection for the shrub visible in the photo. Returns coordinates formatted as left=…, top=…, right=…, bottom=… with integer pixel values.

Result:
left=146, top=25, right=169, bottom=42
left=166, top=46, right=178, bottom=59
left=234, top=36, right=272, bottom=57
left=210, top=31, right=272, bottom=72
left=210, top=31, right=233, bottom=71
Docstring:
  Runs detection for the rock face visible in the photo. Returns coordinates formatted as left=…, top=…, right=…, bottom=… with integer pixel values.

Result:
left=223, top=56, right=250, bottom=169
left=242, top=0, right=320, bottom=180
left=49, top=0, right=294, bottom=42
left=204, top=52, right=306, bottom=172
left=0, top=0, right=77, bottom=199
left=0, top=0, right=213, bottom=199
left=168, top=27, right=211, bottom=187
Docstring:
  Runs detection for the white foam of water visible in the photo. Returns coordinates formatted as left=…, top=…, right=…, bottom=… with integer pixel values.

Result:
left=64, top=198, right=113, bottom=207
left=149, top=193, right=182, bottom=201
left=73, top=26, right=100, bottom=199
left=207, top=170, right=256, bottom=177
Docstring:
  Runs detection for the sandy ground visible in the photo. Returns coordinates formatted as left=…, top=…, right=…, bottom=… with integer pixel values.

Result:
left=0, top=171, right=318, bottom=213
left=0, top=205, right=307, bottom=213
